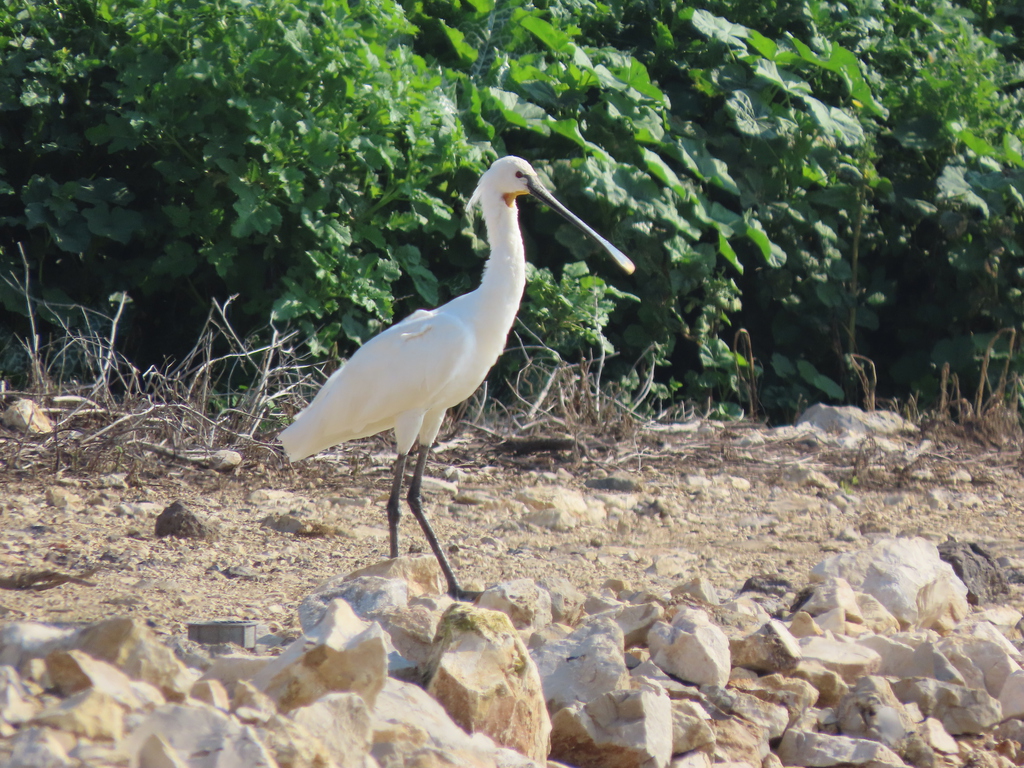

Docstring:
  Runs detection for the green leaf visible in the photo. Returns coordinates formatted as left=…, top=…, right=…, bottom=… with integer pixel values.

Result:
left=717, top=231, right=743, bottom=274
left=726, top=90, right=778, bottom=139
left=796, top=359, right=844, bottom=399
left=936, top=165, right=989, bottom=216
left=520, top=15, right=573, bottom=53
left=894, top=116, right=944, bottom=150
left=82, top=204, right=143, bottom=243
left=439, top=20, right=478, bottom=64
left=746, top=30, right=780, bottom=60
left=800, top=96, right=864, bottom=147
left=687, top=9, right=750, bottom=50
left=771, top=353, right=797, bottom=378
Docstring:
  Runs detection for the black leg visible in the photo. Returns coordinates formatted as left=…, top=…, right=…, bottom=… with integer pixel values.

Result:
left=387, top=453, right=408, bottom=559
left=406, top=444, right=476, bottom=601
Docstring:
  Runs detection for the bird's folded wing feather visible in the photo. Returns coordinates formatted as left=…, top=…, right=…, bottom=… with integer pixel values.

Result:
left=298, top=308, right=474, bottom=440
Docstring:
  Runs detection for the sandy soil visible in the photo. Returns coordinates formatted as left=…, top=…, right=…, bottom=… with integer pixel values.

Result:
left=3, top=418, right=1024, bottom=642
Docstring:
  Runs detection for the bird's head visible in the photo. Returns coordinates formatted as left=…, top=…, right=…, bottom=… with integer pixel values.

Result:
left=468, top=155, right=635, bottom=275
left=469, top=156, right=538, bottom=210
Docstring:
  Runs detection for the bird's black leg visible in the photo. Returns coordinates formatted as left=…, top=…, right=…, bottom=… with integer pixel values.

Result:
left=387, top=452, right=408, bottom=559
left=406, top=443, right=476, bottom=601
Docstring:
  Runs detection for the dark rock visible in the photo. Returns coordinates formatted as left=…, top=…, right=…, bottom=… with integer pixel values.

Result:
left=740, top=575, right=793, bottom=598
left=937, top=541, right=1009, bottom=605
left=155, top=500, right=216, bottom=541
left=584, top=474, right=643, bottom=492
left=221, top=565, right=264, bottom=581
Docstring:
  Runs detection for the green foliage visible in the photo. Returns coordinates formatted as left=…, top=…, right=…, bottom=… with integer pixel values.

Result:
left=3, top=0, right=1024, bottom=424
left=1, top=0, right=484, bottom=365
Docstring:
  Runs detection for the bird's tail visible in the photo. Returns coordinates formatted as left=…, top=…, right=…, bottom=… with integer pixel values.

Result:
left=279, top=414, right=321, bottom=463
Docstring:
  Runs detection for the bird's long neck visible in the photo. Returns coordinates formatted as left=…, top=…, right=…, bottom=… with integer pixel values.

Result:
left=475, top=196, right=527, bottom=336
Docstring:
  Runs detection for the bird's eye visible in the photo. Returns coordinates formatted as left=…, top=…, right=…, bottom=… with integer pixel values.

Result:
left=515, top=171, right=524, bottom=179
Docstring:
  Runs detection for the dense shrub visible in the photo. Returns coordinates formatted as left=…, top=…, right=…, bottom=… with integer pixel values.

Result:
left=2, top=0, right=1023, bottom=422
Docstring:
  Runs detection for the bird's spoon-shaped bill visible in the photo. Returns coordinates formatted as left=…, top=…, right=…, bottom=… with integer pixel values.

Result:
left=525, top=176, right=635, bottom=275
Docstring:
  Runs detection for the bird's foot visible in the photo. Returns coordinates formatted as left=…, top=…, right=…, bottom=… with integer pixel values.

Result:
left=449, top=585, right=482, bottom=603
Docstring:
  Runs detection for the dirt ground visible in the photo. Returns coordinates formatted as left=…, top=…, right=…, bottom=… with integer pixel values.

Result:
left=4, top=416, right=1024, bottom=642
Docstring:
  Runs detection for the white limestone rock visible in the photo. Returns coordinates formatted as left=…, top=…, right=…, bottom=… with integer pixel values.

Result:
left=810, top=538, right=969, bottom=631
left=549, top=685, right=673, bottom=768
left=729, top=619, right=802, bottom=674
left=731, top=674, right=819, bottom=727
left=74, top=618, right=194, bottom=702
left=530, top=616, right=630, bottom=713
left=477, top=579, right=554, bottom=638
left=290, top=692, right=372, bottom=768
left=998, top=669, right=1024, bottom=720
left=797, top=636, right=881, bottom=683
left=253, top=598, right=388, bottom=712
left=778, top=729, right=904, bottom=767
left=890, top=677, right=1002, bottom=735
left=0, top=622, right=76, bottom=674
left=299, top=574, right=409, bottom=631
left=648, top=609, right=730, bottom=687
left=835, top=676, right=913, bottom=749
left=796, top=404, right=911, bottom=436
left=370, top=677, right=541, bottom=767
left=125, top=703, right=277, bottom=768
left=426, top=604, right=551, bottom=763
left=670, top=699, right=715, bottom=755
left=800, top=577, right=863, bottom=623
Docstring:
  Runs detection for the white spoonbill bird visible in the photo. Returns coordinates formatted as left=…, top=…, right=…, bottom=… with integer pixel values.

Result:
left=280, top=156, right=634, bottom=599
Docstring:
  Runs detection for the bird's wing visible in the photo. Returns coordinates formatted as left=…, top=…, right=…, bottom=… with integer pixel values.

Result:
left=281, top=308, right=474, bottom=459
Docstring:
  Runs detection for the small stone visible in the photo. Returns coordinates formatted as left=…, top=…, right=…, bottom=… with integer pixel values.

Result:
left=3, top=398, right=53, bottom=434
left=937, top=541, right=1010, bottom=605
left=208, top=450, right=242, bottom=472
left=730, top=619, right=802, bottom=674
left=154, top=500, right=216, bottom=541
left=671, top=575, right=720, bottom=605
left=585, top=474, right=643, bottom=492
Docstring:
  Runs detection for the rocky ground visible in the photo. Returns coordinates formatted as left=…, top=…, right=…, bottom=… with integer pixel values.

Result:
left=4, top=403, right=1024, bottom=767
left=3, top=406, right=1024, bottom=635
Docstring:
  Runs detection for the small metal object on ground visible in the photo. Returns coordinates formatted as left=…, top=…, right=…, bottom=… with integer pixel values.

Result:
left=188, top=620, right=259, bottom=649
